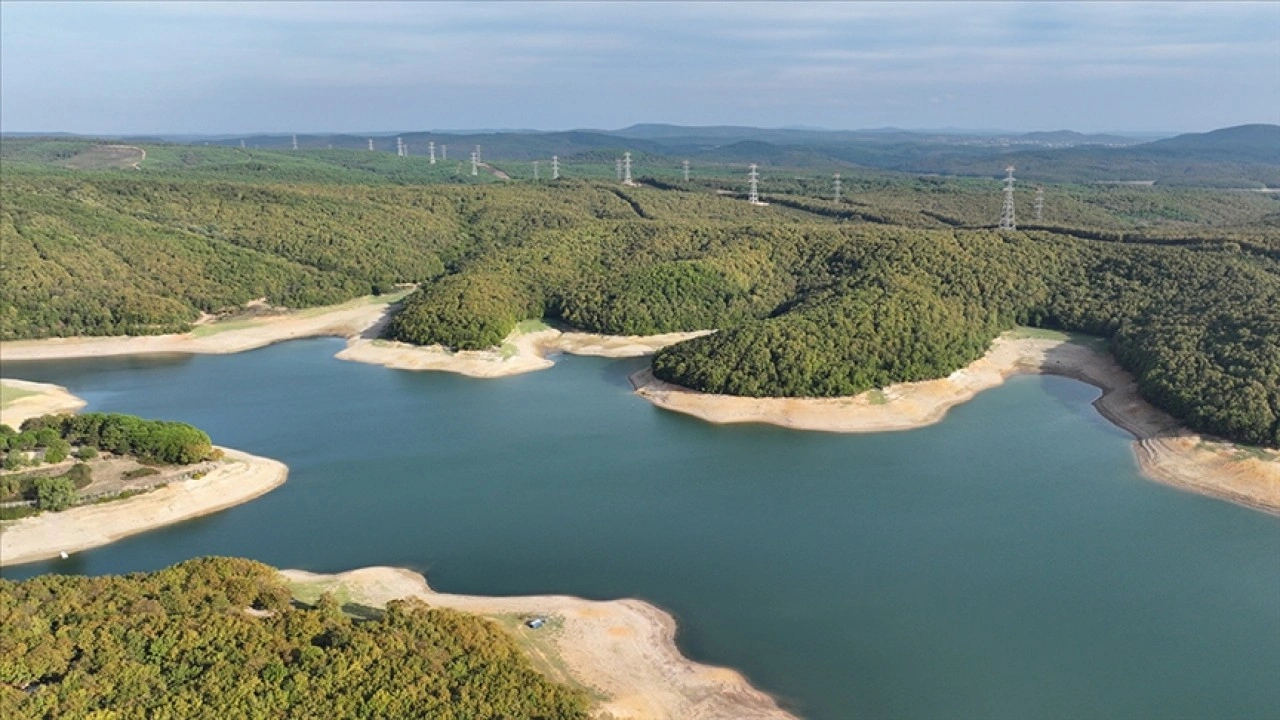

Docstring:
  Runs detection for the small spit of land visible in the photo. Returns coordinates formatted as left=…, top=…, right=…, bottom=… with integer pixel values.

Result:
left=340, top=319, right=710, bottom=377
left=0, top=379, right=86, bottom=428
left=284, top=566, right=794, bottom=720
left=0, top=447, right=287, bottom=567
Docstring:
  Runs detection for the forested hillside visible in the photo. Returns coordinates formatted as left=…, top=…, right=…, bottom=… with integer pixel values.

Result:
left=382, top=207, right=1279, bottom=447
left=2, top=144, right=1276, bottom=447
left=0, top=558, right=588, bottom=719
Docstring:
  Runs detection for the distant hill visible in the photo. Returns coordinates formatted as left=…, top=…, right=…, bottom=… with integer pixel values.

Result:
left=6, top=123, right=1277, bottom=187
left=207, top=129, right=669, bottom=162
left=942, top=124, right=1280, bottom=186
left=608, top=124, right=1145, bottom=148
left=1018, top=130, right=1137, bottom=146
left=1140, top=124, right=1280, bottom=162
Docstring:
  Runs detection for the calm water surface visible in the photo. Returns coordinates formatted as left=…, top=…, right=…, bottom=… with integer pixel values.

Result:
left=5, top=338, right=1279, bottom=719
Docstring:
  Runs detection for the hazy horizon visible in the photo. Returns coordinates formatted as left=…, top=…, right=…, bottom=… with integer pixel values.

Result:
left=0, top=123, right=1204, bottom=139
left=2, top=2, right=1277, bottom=135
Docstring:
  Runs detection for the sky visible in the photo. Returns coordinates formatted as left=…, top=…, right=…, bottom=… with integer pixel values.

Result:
left=2, top=1, right=1277, bottom=135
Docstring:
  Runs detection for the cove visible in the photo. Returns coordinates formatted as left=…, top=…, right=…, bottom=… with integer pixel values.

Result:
left=4, top=337, right=1279, bottom=720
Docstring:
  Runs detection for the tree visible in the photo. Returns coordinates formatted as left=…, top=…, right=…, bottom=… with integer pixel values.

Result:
left=33, top=476, right=77, bottom=511
left=43, top=438, right=71, bottom=464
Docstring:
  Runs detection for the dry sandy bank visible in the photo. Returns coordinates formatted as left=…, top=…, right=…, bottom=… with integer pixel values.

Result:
left=1, top=379, right=88, bottom=429
left=0, top=295, right=398, bottom=362
left=282, top=567, right=795, bottom=720
left=338, top=327, right=711, bottom=378
left=632, top=334, right=1280, bottom=514
left=0, top=448, right=287, bottom=567
left=0, top=295, right=707, bottom=381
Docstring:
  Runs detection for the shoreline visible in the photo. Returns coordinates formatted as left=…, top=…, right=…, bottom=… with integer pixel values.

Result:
left=0, top=295, right=709, bottom=380
left=338, top=326, right=712, bottom=377
left=632, top=334, right=1280, bottom=515
left=0, top=294, right=401, bottom=362
left=0, top=446, right=288, bottom=567
left=1, top=378, right=88, bottom=429
left=282, top=566, right=795, bottom=720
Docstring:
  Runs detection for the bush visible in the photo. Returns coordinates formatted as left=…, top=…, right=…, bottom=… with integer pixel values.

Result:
left=43, top=438, right=71, bottom=464
left=9, top=433, right=36, bottom=452
left=33, top=476, right=77, bottom=511
left=67, top=462, right=93, bottom=489
left=33, top=427, right=60, bottom=447
left=0, top=474, right=22, bottom=500
left=76, top=446, right=98, bottom=460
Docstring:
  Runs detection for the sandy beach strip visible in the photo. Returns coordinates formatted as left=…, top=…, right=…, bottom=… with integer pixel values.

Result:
left=632, top=334, right=1280, bottom=515
left=282, top=566, right=795, bottom=720
left=0, top=447, right=288, bottom=567
left=1, top=379, right=88, bottom=429
left=0, top=294, right=709, bottom=380
left=337, top=327, right=712, bottom=377
left=0, top=295, right=399, bottom=362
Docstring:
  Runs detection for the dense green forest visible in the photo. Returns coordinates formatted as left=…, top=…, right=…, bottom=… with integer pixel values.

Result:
left=0, top=558, right=588, bottom=719
left=14, top=412, right=214, bottom=465
left=2, top=140, right=1277, bottom=446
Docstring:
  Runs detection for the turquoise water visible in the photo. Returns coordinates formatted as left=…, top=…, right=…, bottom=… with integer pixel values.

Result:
left=5, top=338, right=1279, bottom=719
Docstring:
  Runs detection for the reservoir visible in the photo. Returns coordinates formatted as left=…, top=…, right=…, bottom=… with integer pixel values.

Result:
left=5, top=337, right=1279, bottom=719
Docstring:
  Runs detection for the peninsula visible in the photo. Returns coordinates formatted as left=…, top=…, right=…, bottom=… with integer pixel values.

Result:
left=0, top=383, right=288, bottom=567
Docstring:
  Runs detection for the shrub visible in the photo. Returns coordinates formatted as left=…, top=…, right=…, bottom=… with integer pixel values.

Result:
left=33, top=476, right=77, bottom=511
left=43, top=439, right=71, bottom=464
left=67, top=462, right=93, bottom=489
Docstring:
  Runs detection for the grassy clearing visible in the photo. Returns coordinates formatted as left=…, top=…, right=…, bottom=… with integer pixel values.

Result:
left=189, top=319, right=263, bottom=337
left=1005, top=325, right=1110, bottom=351
left=516, top=319, right=552, bottom=334
left=368, top=289, right=413, bottom=305
left=284, top=578, right=599, bottom=698
left=294, top=289, right=413, bottom=318
left=866, top=389, right=888, bottom=405
left=0, top=384, right=37, bottom=410
left=1005, top=326, right=1072, bottom=341
left=286, top=578, right=355, bottom=608
left=489, top=613, right=603, bottom=700
left=0, top=505, right=41, bottom=521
